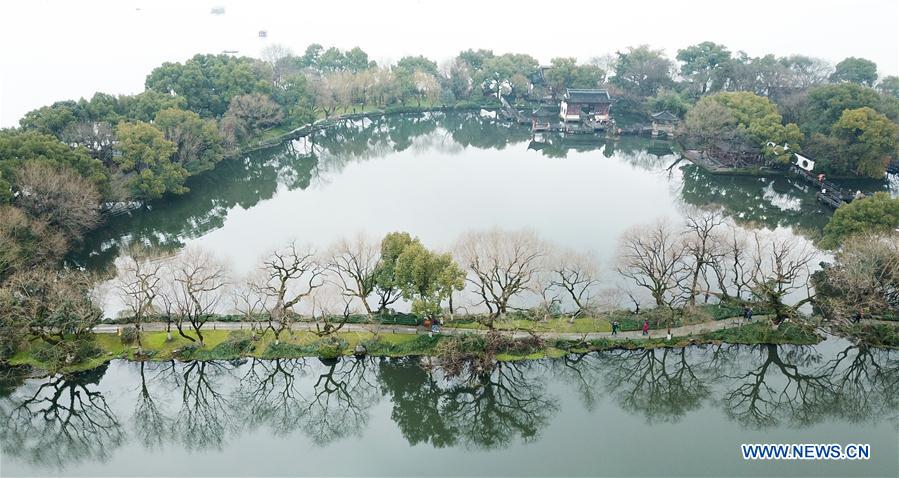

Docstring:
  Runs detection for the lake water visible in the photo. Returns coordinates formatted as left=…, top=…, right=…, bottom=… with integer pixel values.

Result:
left=71, top=111, right=894, bottom=315
left=1, top=338, right=896, bottom=477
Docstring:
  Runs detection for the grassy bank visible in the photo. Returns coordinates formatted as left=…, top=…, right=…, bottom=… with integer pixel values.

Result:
left=7, top=320, right=822, bottom=375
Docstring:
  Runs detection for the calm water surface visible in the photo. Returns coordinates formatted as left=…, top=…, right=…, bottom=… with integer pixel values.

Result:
left=1, top=338, right=896, bottom=476
left=74, top=111, right=896, bottom=276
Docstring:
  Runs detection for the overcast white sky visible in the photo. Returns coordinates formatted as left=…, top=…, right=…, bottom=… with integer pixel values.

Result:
left=1, top=0, right=897, bottom=127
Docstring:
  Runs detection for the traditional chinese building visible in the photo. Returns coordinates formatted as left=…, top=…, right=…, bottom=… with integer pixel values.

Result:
left=559, top=88, right=611, bottom=124
left=531, top=106, right=557, bottom=132
left=650, top=111, right=679, bottom=137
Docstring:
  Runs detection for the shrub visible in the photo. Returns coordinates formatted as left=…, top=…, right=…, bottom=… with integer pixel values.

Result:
left=120, top=326, right=139, bottom=345
left=32, top=337, right=99, bottom=367
left=212, top=331, right=254, bottom=356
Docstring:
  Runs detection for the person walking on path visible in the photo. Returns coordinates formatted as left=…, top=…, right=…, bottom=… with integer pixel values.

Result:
left=642, top=319, right=649, bottom=336
left=611, top=320, right=620, bottom=336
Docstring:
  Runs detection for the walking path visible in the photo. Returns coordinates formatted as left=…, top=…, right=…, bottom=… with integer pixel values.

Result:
left=93, top=315, right=771, bottom=341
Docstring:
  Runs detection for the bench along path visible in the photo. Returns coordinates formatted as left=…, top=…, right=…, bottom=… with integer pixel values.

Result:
left=93, top=315, right=772, bottom=341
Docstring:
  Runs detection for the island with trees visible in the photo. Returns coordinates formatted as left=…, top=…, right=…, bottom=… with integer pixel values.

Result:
left=1, top=42, right=898, bottom=374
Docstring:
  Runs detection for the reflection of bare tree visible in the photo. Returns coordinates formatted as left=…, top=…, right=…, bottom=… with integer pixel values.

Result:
left=440, top=361, right=557, bottom=450
left=133, top=361, right=171, bottom=450
left=601, top=348, right=711, bottom=423
left=301, top=358, right=379, bottom=445
left=171, top=361, right=233, bottom=451
left=0, top=364, right=124, bottom=468
left=822, top=345, right=899, bottom=423
left=551, top=353, right=604, bottom=411
left=723, top=344, right=832, bottom=428
left=234, top=358, right=309, bottom=435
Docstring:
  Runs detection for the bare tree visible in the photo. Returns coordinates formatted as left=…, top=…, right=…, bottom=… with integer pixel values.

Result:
left=14, top=162, right=100, bottom=242
left=309, top=285, right=354, bottom=337
left=455, top=229, right=546, bottom=330
left=616, top=221, right=689, bottom=311
left=682, top=210, right=725, bottom=305
left=261, top=43, right=294, bottom=86
left=308, top=73, right=339, bottom=118
left=327, top=234, right=379, bottom=315
left=709, top=224, right=754, bottom=302
left=749, top=233, right=817, bottom=322
left=257, top=241, right=326, bottom=344
left=157, top=274, right=178, bottom=342
left=549, top=248, right=601, bottom=319
left=221, top=93, right=284, bottom=143
left=0, top=205, right=66, bottom=279
left=114, top=246, right=166, bottom=353
left=818, top=233, right=899, bottom=322
left=231, top=271, right=271, bottom=334
left=170, top=248, right=229, bottom=346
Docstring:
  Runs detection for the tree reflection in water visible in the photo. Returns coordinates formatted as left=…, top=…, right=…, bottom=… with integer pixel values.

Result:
left=380, top=358, right=557, bottom=449
left=300, top=358, right=379, bottom=445
left=723, top=344, right=833, bottom=428
left=0, top=364, right=124, bottom=468
left=1, top=342, right=897, bottom=471
left=598, top=347, right=711, bottom=423
left=170, top=360, right=234, bottom=451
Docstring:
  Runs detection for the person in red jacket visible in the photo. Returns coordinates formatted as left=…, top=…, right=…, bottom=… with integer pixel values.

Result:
left=642, top=319, right=649, bottom=336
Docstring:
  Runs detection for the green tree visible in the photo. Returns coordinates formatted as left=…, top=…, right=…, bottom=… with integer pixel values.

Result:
left=344, top=47, right=374, bottom=72
left=830, top=57, right=878, bottom=87
left=472, top=53, right=539, bottom=99
left=676, top=41, right=732, bottom=95
left=154, top=108, right=224, bottom=175
left=393, top=56, right=441, bottom=103
left=612, top=45, right=674, bottom=97
left=394, top=242, right=465, bottom=319
left=544, top=57, right=605, bottom=97
left=801, top=83, right=895, bottom=135
left=457, top=49, right=495, bottom=72
left=18, top=101, right=79, bottom=136
left=113, top=122, right=186, bottom=200
left=877, top=76, right=899, bottom=99
left=372, top=232, right=417, bottom=312
left=145, top=54, right=272, bottom=117
left=821, top=192, right=899, bottom=249
left=0, top=130, right=107, bottom=198
left=648, top=89, right=689, bottom=117
left=272, top=74, right=316, bottom=124
left=829, top=107, right=899, bottom=178
left=682, top=92, right=802, bottom=162
left=117, top=90, right=186, bottom=122
left=300, top=43, right=324, bottom=68
left=317, top=47, right=346, bottom=72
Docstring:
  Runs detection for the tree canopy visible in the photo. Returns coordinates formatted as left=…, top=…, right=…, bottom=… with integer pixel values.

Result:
left=145, top=54, right=272, bottom=117
left=821, top=192, right=899, bottom=249
left=113, top=122, right=186, bottom=200
left=830, top=57, right=878, bottom=87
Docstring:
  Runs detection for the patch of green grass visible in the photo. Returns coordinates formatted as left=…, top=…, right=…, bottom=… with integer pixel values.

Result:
left=841, top=323, right=899, bottom=348
left=447, top=316, right=612, bottom=333
left=703, top=321, right=820, bottom=345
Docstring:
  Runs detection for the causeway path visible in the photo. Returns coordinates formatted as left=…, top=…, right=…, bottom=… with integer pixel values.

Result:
left=93, top=315, right=777, bottom=341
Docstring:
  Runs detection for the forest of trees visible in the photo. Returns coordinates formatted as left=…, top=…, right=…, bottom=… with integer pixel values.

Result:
left=1, top=42, right=898, bottom=366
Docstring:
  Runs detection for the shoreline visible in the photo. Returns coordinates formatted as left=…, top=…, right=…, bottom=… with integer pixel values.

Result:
left=4, top=318, right=832, bottom=375
left=6, top=319, right=896, bottom=377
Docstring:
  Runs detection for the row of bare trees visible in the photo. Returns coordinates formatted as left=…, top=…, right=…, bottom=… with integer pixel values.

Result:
left=112, top=212, right=821, bottom=347
left=617, top=211, right=818, bottom=323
